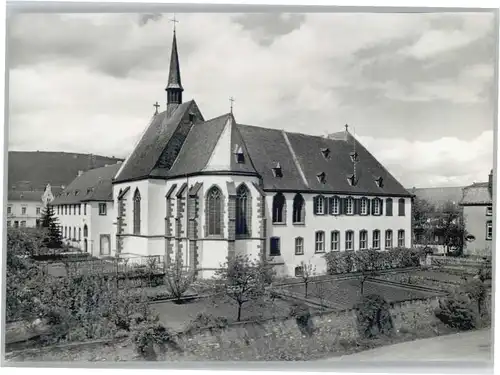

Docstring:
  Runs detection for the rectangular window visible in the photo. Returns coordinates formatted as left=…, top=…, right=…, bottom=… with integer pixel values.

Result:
left=372, top=230, right=380, bottom=250
left=385, top=230, right=393, bottom=249
left=21, top=207, right=26, bottom=215
left=7, top=206, right=11, bottom=214
left=270, top=237, right=281, bottom=256
left=360, top=199, right=368, bottom=215
left=315, top=196, right=325, bottom=215
left=345, top=198, right=354, bottom=215
left=398, top=199, right=406, bottom=216
left=486, top=221, right=493, bottom=240
left=359, top=231, right=368, bottom=250
left=386, top=199, right=393, bottom=216
left=330, top=197, right=339, bottom=215
left=345, top=231, right=354, bottom=251
left=36, top=207, right=41, bottom=215
left=295, top=237, right=304, bottom=255
left=373, top=200, right=381, bottom=215
left=20, top=221, right=26, bottom=227
left=330, top=231, right=340, bottom=251
left=398, top=230, right=405, bottom=247
left=315, top=231, right=325, bottom=253
left=486, top=206, right=493, bottom=216
left=99, top=203, right=107, bottom=215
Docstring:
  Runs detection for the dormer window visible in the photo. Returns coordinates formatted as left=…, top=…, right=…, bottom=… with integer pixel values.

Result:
left=317, top=172, right=326, bottom=184
left=321, top=148, right=330, bottom=159
left=350, top=151, right=359, bottom=163
left=189, top=113, right=196, bottom=122
left=74, top=190, right=79, bottom=196
left=87, top=188, right=93, bottom=194
left=375, top=176, right=384, bottom=188
left=272, top=162, right=283, bottom=178
left=234, top=145, right=245, bottom=164
left=347, top=174, right=357, bottom=186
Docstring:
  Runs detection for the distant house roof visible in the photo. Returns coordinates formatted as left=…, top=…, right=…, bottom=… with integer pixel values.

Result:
left=51, top=163, right=121, bottom=205
left=410, top=186, right=465, bottom=208
left=7, top=190, right=43, bottom=202
left=460, top=182, right=492, bottom=206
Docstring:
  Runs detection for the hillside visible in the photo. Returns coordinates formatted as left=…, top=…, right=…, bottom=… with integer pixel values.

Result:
left=8, top=151, right=124, bottom=190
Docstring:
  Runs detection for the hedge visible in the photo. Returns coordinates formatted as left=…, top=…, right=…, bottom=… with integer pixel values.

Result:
left=324, top=247, right=428, bottom=275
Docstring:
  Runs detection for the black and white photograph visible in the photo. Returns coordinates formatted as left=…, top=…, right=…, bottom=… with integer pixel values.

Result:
left=1, top=3, right=497, bottom=370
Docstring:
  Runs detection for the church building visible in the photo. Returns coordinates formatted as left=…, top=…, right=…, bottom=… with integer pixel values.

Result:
left=111, top=28, right=413, bottom=278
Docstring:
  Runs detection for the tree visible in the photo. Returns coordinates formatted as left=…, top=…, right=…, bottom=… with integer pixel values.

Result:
left=436, top=201, right=465, bottom=255
left=164, top=255, right=196, bottom=303
left=357, top=249, right=381, bottom=296
left=214, top=255, right=275, bottom=322
left=298, top=260, right=316, bottom=299
left=412, top=196, right=437, bottom=250
left=40, top=205, right=63, bottom=249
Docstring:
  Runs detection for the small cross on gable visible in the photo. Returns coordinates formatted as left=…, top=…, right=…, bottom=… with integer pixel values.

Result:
left=169, top=14, right=179, bottom=31
left=153, top=101, right=160, bottom=115
left=229, top=96, right=235, bottom=113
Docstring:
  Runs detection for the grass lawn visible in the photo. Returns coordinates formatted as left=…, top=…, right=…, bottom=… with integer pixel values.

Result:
left=283, top=278, right=442, bottom=310
left=152, top=296, right=304, bottom=331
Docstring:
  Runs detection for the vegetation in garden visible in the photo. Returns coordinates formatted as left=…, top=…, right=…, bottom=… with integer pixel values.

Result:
left=213, top=255, right=276, bottom=322
left=40, top=205, right=63, bottom=249
left=164, top=254, right=196, bottom=303
left=355, top=294, right=394, bottom=339
left=324, top=247, right=426, bottom=275
left=297, top=260, right=316, bottom=298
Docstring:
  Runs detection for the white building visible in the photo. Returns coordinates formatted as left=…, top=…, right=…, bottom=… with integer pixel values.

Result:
left=7, top=184, right=58, bottom=228
left=109, top=29, right=413, bottom=279
left=51, top=164, right=121, bottom=257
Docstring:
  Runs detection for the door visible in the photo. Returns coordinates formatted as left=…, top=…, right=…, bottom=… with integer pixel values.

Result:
left=100, top=235, right=111, bottom=256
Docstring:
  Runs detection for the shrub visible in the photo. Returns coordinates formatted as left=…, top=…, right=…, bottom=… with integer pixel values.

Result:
left=324, top=247, right=423, bottom=275
left=184, top=312, right=229, bottom=335
left=355, top=294, right=394, bottom=339
left=133, top=319, right=180, bottom=361
left=289, top=302, right=314, bottom=336
left=164, top=255, right=196, bottom=303
left=434, top=293, right=477, bottom=331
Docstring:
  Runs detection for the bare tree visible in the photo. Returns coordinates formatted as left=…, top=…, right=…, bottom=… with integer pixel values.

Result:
left=164, top=255, right=196, bottom=304
left=214, top=255, right=275, bottom=322
left=357, top=249, right=381, bottom=296
left=299, top=260, right=316, bottom=299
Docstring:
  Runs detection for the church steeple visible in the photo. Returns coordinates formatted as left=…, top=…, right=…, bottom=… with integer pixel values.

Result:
left=166, top=23, right=183, bottom=117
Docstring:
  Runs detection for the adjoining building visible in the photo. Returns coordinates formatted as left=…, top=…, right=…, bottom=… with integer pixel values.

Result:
left=7, top=184, right=60, bottom=228
left=51, top=163, right=121, bottom=257
left=460, top=170, right=494, bottom=256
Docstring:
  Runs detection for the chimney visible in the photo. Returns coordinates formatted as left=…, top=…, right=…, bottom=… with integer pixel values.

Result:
left=488, top=169, right=493, bottom=197
left=78, top=170, right=84, bottom=177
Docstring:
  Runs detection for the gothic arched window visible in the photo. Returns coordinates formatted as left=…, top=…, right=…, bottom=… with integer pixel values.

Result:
left=236, top=184, right=251, bottom=236
left=133, top=188, right=141, bottom=235
left=206, top=186, right=223, bottom=236
left=292, top=193, right=305, bottom=223
left=272, top=193, right=286, bottom=224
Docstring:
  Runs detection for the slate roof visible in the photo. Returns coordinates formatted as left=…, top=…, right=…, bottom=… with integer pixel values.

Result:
left=166, top=30, right=182, bottom=91
left=7, top=190, right=44, bottom=202
left=410, top=186, right=465, bottom=208
left=460, top=182, right=492, bottom=206
left=114, top=100, right=203, bottom=183
left=51, top=163, right=121, bottom=205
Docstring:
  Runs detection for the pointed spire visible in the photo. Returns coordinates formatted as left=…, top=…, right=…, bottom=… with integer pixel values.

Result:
left=166, top=17, right=183, bottom=117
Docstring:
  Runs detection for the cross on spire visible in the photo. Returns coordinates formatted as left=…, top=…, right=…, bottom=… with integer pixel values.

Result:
left=229, top=96, right=235, bottom=113
left=153, top=101, right=160, bottom=115
left=169, top=14, right=179, bottom=32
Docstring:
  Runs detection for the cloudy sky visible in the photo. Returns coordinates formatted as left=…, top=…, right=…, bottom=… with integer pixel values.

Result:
left=7, top=11, right=497, bottom=188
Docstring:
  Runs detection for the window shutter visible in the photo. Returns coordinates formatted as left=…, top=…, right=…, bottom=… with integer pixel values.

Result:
left=371, top=199, right=375, bottom=214
left=339, top=198, right=345, bottom=215
left=379, top=199, right=383, bottom=216
left=313, top=196, right=318, bottom=215
left=326, top=197, right=331, bottom=215
left=366, top=199, right=371, bottom=215
left=354, top=199, right=360, bottom=215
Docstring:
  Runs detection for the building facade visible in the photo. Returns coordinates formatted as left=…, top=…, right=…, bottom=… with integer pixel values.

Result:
left=51, top=164, right=120, bottom=257
left=7, top=184, right=57, bottom=228
left=460, top=170, right=494, bottom=256
left=110, top=29, right=413, bottom=278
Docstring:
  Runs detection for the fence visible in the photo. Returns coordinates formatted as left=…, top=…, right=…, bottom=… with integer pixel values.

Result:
left=61, top=255, right=165, bottom=277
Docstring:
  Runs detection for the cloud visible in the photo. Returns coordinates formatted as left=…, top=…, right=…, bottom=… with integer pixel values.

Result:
left=358, top=130, right=493, bottom=187
left=7, top=11, right=496, bottom=188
